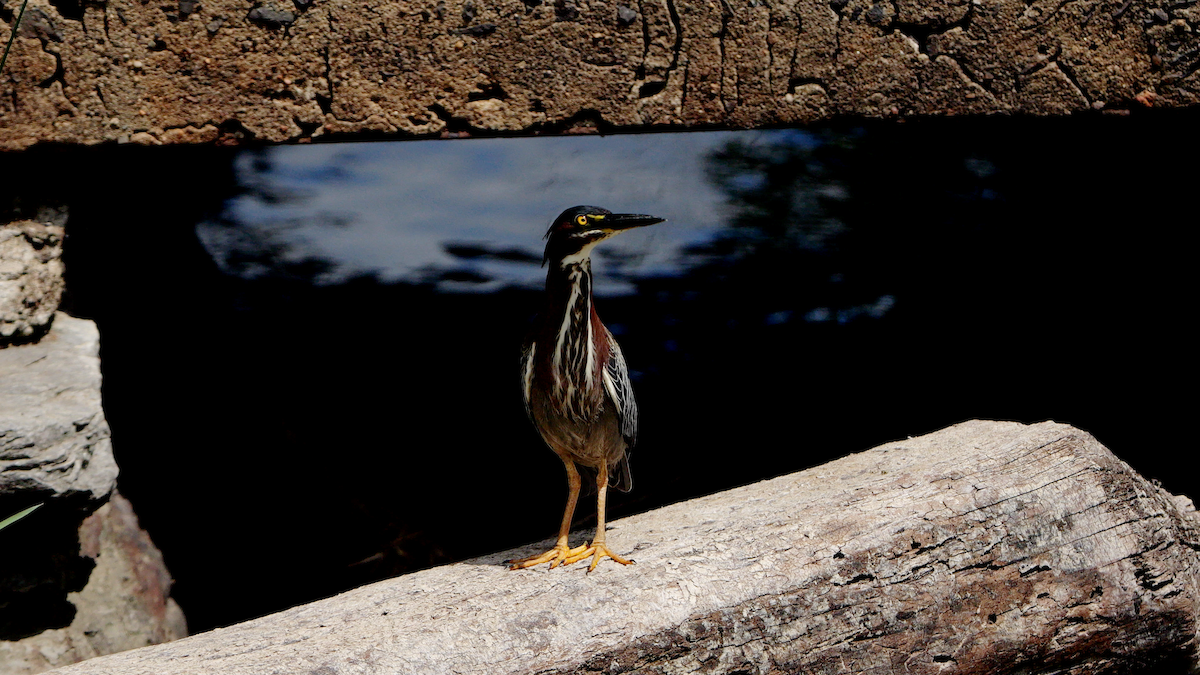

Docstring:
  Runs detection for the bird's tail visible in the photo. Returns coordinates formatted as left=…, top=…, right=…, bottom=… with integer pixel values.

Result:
left=611, top=454, right=633, bottom=493
left=579, top=454, right=633, bottom=494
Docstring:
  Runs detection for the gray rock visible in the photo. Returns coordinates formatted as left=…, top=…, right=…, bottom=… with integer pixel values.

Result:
left=0, top=313, right=118, bottom=502
left=0, top=493, right=187, bottom=675
left=15, top=8, right=63, bottom=43
left=0, top=221, right=65, bottom=341
left=1, top=315, right=180, bottom=673
left=246, top=6, right=296, bottom=27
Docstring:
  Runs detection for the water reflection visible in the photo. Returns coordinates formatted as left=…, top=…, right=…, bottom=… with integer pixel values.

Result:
left=199, top=132, right=741, bottom=293
left=680, top=129, right=897, bottom=329
left=196, top=127, right=913, bottom=332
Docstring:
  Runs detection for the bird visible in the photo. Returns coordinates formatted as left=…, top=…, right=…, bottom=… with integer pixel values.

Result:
left=508, top=205, right=665, bottom=572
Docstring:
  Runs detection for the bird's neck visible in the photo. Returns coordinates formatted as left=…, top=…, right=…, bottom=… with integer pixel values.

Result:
left=545, top=256, right=593, bottom=307
left=545, top=258, right=596, bottom=348
left=544, top=258, right=603, bottom=416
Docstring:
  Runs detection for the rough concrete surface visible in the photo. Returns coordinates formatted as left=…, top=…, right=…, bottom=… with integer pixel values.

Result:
left=43, top=420, right=1200, bottom=675
left=0, top=312, right=117, bottom=502
left=0, top=492, right=188, bottom=675
left=0, top=220, right=64, bottom=340
left=1, top=0, right=1198, bottom=149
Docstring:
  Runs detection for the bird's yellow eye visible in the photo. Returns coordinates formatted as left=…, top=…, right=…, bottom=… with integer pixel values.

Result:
left=576, top=215, right=589, bottom=226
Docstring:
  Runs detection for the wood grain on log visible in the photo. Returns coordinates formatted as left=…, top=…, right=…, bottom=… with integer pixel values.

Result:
left=46, top=420, right=1200, bottom=675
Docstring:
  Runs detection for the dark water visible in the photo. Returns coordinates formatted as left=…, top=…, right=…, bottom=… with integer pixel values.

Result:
left=3, top=113, right=1196, bottom=637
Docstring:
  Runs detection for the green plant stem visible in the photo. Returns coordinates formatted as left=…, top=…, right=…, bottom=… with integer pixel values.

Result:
left=0, top=503, right=42, bottom=531
left=1, top=0, right=32, bottom=77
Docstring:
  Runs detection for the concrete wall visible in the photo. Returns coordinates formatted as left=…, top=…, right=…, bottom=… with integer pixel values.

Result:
left=2, top=0, right=1198, bottom=149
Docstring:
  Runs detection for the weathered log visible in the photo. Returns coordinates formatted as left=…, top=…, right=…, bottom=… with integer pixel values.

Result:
left=2, top=0, right=1198, bottom=150
left=45, top=420, right=1200, bottom=675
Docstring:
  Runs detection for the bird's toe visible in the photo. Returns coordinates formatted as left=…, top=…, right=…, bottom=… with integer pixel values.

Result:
left=562, top=542, right=634, bottom=572
left=508, top=542, right=589, bottom=570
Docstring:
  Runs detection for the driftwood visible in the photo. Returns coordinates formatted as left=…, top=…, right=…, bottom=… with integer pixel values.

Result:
left=47, top=420, right=1200, bottom=675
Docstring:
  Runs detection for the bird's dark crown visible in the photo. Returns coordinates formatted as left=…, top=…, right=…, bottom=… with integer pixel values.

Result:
left=542, top=205, right=664, bottom=266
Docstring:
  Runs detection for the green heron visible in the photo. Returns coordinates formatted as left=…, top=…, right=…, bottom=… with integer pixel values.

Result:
left=509, top=205, right=665, bottom=572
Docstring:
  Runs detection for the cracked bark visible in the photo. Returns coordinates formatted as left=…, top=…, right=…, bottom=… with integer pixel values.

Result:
left=44, top=420, right=1200, bottom=675
left=1, top=0, right=1197, bottom=149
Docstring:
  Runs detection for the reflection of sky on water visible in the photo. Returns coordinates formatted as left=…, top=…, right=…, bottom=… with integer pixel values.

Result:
left=198, top=131, right=805, bottom=294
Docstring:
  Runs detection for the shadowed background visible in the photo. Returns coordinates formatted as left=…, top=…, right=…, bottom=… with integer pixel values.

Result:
left=1, top=113, right=1194, bottom=634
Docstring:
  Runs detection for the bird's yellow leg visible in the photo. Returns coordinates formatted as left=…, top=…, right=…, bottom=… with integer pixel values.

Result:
left=508, top=458, right=588, bottom=569
left=562, top=462, right=634, bottom=572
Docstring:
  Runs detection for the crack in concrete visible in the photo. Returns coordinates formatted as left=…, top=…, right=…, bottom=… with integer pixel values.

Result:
left=93, top=83, right=107, bottom=114
left=1167, top=41, right=1200, bottom=80
left=891, top=0, right=976, bottom=58
left=830, top=0, right=845, bottom=68
left=320, top=9, right=336, bottom=122
left=635, top=0, right=650, bottom=79
left=679, top=59, right=690, bottom=110
left=886, top=0, right=901, bottom=28
left=718, top=8, right=730, bottom=109
left=943, top=52, right=997, bottom=95
left=767, top=9, right=775, bottom=91
left=664, top=0, right=683, bottom=71
left=1054, top=56, right=1093, bottom=106
left=1017, top=42, right=1092, bottom=105
left=636, top=0, right=684, bottom=97
left=38, top=44, right=66, bottom=91
left=785, top=6, right=803, bottom=87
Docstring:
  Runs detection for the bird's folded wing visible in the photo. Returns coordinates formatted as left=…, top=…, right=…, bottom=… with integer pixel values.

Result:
left=601, top=330, right=638, bottom=450
left=520, top=339, right=536, bottom=423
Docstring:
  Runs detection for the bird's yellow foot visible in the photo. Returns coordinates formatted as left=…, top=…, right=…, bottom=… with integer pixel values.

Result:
left=562, top=541, right=634, bottom=572
left=507, top=542, right=589, bottom=570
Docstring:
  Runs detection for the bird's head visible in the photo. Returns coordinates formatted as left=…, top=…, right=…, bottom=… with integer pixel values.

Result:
left=542, top=205, right=665, bottom=267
